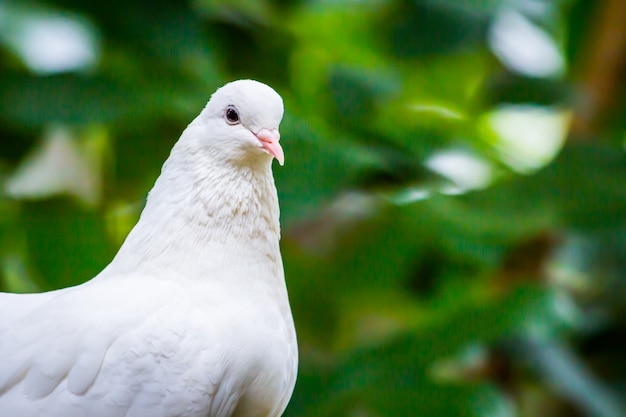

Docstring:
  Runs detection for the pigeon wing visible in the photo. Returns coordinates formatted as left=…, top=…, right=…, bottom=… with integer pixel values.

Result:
left=0, top=276, right=236, bottom=417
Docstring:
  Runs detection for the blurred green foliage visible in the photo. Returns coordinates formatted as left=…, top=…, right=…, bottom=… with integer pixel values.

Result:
left=1, top=0, right=625, bottom=416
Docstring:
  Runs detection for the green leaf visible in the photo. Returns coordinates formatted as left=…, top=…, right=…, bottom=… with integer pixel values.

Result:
left=0, top=72, right=142, bottom=126
left=18, top=199, right=116, bottom=290
left=380, top=0, right=490, bottom=58
left=466, top=143, right=626, bottom=231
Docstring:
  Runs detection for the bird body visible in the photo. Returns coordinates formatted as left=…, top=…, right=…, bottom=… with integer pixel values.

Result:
left=0, top=80, right=297, bottom=417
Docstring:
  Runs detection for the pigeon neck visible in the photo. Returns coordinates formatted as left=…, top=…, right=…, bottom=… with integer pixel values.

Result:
left=105, top=142, right=281, bottom=281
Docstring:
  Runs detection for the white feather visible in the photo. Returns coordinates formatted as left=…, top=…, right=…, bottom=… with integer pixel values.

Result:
left=0, top=80, right=298, bottom=417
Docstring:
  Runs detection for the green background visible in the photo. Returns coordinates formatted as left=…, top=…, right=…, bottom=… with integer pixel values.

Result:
left=1, top=0, right=625, bottom=416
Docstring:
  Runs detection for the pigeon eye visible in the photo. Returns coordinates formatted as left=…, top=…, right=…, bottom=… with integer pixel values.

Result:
left=225, top=106, right=240, bottom=124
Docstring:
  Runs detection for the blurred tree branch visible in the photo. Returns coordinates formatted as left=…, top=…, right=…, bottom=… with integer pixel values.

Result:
left=570, top=0, right=626, bottom=140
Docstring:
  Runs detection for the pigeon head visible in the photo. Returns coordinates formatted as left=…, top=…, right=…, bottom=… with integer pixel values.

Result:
left=192, top=79, right=285, bottom=167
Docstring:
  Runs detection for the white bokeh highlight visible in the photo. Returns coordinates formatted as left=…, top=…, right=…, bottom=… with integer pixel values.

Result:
left=486, top=105, right=570, bottom=171
left=0, top=5, right=98, bottom=74
left=489, top=9, right=565, bottom=78
left=426, top=149, right=494, bottom=191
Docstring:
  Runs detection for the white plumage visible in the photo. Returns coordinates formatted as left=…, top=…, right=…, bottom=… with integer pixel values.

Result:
left=0, top=80, right=298, bottom=417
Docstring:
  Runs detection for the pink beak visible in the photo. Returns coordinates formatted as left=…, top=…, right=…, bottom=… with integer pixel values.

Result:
left=255, top=128, right=284, bottom=166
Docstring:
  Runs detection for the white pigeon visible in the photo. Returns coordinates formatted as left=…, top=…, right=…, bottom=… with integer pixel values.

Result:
left=0, top=79, right=298, bottom=417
